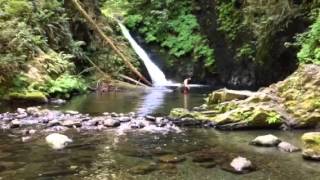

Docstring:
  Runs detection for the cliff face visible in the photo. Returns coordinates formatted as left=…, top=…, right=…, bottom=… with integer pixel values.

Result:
left=194, top=0, right=315, bottom=89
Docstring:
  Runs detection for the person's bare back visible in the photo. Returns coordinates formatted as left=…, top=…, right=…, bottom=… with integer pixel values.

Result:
left=182, top=78, right=191, bottom=94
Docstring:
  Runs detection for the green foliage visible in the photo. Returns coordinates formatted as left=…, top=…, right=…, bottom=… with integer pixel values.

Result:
left=125, top=15, right=143, bottom=28
left=296, top=13, right=320, bottom=64
left=266, top=112, right=282, bottom=124
left=236, top=43, right=255, bottom=61
left=216, top=0, right=242, bottom=41
left=45, top=74, right=87, bottom=98
left=44, top=51, right=75, bottom=77
left=119, top=0, right=214, bottom=68
left=2, top=0, right=33, bottom=17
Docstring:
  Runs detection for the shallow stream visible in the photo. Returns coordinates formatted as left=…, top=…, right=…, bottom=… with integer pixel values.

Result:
left=0, top=88, right=319, bottom=180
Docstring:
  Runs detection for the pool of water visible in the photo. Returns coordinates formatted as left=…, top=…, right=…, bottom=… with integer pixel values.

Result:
left=0, top=88, right=319, bottom=180
left=54, top=87, right=211, bottom=116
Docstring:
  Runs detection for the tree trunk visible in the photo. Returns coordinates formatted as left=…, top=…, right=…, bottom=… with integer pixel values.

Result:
left=69, top=0, right=152, bottom=86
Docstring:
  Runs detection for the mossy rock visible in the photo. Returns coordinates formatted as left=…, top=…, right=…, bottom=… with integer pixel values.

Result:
left=8, top=91, right=48, bottom=103
left=301, top=132, right=320, bottom=160
left=206, top=89, right=252, bottom=105
left=296, top=113, right=320, bottom=128
left=169, top=108, right=192, bottom=119
left=215, top=107, right=283, bottom=129
left=169, top=108, right=207, bottom=120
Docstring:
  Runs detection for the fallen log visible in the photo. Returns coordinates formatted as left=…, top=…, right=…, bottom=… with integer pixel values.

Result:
left=119, top=74, right=149, bottom=88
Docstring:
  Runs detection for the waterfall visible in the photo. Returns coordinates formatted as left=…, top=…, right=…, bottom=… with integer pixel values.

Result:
left=118, top=22, right=170, bottom=86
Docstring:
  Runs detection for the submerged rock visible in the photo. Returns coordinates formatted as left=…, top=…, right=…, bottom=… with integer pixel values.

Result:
left=158, top=155, right=186, bottom=163
left=128, top=163, right=158, bottom=175
left=197, top=162, right=216, bottom=168
left=301, top=132, right=320, bottom=160
left=45, top=133, right=72, bottom=150
left=277, top=141, right=300, bottom=152
left=250, top=134, right=281, bottom=147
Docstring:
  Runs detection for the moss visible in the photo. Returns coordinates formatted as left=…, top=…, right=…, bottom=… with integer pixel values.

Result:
left=302, top=132, right=320, bottom=146
left=169, top=108, right=191, bottom=119
left=169, top=108, right=210, bottom=121
left=8, top=91, right=48, bottom=103
left=206, top=89, right=249, bottom=106
left=302, top=132, right=320, bottom=154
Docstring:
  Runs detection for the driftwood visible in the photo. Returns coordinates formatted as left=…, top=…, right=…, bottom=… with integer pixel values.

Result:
left=119, top=74, right=149, bottom=88
left=69, top=0, right=152, bottom=86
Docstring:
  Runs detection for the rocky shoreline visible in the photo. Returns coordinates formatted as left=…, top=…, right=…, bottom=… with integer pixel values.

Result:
left=0, top=107, right=189, bottom=135
left=170, top=65, right=320, bottom=130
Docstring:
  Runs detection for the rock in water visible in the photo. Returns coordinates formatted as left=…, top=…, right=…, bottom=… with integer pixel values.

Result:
left=158, top=155, right=186, bottom=163
left=250, top=134, right=281, bottom=147
left=103, top=119, right=120, bottom=127
left=50, top=99, right=66, bottom=105
left=229, top=156, right=253, bottom=173
left=45, top=133, right=72, bottom=150
left=10, top=119, right=21, bottom=128
left=277, top=141, right=300, bottom=152
left=301, top=132, right=320, bottom=160
left=128, top=163, right=157, bottom=175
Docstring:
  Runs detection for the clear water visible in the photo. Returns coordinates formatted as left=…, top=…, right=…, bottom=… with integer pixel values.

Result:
left=0, top=89, right=320, bottom=180
left=55, top=87, right=209, bottom=116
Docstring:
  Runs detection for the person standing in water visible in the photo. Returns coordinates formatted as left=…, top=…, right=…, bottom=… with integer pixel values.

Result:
left=182, top=77, right=191, bottom=94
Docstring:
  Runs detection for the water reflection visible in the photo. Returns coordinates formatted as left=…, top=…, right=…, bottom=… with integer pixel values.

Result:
left=183, top=93, right=189, bottom=109
left=136, top=87, right=172, bottom=116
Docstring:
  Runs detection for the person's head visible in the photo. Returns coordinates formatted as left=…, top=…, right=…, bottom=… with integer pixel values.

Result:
left=187, top=77, right=191, bottom=81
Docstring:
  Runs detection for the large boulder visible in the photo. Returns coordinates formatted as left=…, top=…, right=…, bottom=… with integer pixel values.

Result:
left=206, top=89, right=254, bottom=105
left=301, top=132, right=320, bottom=160
left=45, top=133, right=72, bottom=150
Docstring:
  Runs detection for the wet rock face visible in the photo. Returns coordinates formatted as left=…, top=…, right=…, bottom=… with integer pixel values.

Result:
left=301, top=132, right=320, bottom=160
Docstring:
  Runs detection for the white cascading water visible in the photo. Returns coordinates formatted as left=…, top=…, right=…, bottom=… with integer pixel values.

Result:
left=118, top=22, right=169, bottom=86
